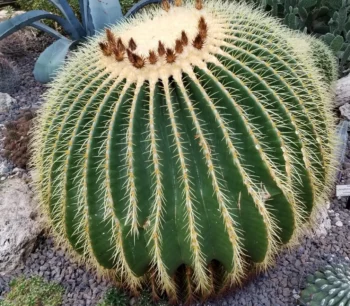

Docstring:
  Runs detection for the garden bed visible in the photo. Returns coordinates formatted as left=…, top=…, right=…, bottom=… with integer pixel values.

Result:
left=0, top=31, right=349, bottom=306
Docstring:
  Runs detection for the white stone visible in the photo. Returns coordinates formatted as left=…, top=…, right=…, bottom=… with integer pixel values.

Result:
left=339, top=103, right=350, bottom=120
left=335, top=220, right=343, bottom=227
left=304, top=204, right=332, bottom=238
left=0, top=11, right=8, bottom=22
left=0, top=10, right=26, bottom=22
left=12, top=167, right=24, bottom=174
left=0, top=93, right=16, bottom=112
left=0, top=177, right=44, bottom=275
left=292, top=289, right=300, bottom=300
left=0, top=162, right=9, bottom=175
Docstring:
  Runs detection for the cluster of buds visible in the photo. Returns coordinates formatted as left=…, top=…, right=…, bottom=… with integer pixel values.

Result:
left=99, top=0, right=208, bottom=69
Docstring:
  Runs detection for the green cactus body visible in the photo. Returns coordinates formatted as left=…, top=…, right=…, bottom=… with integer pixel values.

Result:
left=300, top=262, right=350, bottom=306
left=31, top=0, right=337, bottom=301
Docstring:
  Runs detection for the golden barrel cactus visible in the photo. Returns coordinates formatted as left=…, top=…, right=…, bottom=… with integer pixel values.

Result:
left=31, top=0, right=337, bottom=302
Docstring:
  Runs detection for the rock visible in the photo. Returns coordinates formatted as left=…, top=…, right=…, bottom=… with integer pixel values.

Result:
left=340, top=103, right=350, bottom=120
left=290, top=277, right=298, bottom=286
left=292, top=289, right=300, bottom=300
left=335, top=221, right=343, bottom=227
left=305, top=204, right=331, bottom=237
left=282, top=288, right=290, bottom=297
left=0, top=177, right=44, bottom=275
left=0, top=162, right=9, bottom=176
left=0, top=10, right=26, bottom=22
left=336, top=74, right=350, bottom=108
left=12, top=168, right=24, bottom=174
left=0, top=10, right=8, bottom=22
left=0, top=93, right=16, bottom=113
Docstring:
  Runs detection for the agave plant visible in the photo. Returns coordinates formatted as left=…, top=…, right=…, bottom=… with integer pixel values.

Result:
left=0, top=0, right=160, bottom=83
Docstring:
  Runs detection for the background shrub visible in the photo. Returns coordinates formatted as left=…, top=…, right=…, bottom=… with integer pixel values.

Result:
left=16, top=0, right=80, bottom=16
left=16, top=0, right=138, bottom=16
left=255, top=0, right=350, bottom=76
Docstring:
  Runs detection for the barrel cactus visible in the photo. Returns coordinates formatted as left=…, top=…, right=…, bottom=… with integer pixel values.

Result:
left=31, top=0, right=337, bottom=302
left=300, top=262, right=350, bottom=306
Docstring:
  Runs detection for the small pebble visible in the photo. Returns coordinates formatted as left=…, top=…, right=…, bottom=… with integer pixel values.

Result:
left=336, top=221, right=343, bottom=227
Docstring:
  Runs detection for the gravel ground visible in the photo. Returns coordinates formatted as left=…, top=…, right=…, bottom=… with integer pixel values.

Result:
left=0, top=33, right=350, bottom=306
left=0, top=32, right=53, bottom=123
left=0, top=32, right=53, bottom=176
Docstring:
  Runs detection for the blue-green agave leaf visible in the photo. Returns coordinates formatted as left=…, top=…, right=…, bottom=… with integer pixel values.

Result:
left=47, top=0, right=85, bottom=38
left=0, top=10, right=78, bottom=40
left=84, top=0, right=123, bottom=35
left=33, top=38, right=75, bottom=83
left=31, top=21, right=66, bottom=39
left=79, top=0, right=89, bottom=34
left=125, top=0, right=162, bottom=18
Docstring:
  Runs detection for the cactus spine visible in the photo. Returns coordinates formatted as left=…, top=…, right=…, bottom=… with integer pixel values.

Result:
left=31, top=0, right=337, bottom=301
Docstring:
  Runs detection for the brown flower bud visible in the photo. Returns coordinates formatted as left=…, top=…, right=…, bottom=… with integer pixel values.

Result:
left=148, top=51, right=158, bottom=64
left=106, top=29, right=117, bottom=47
left=112, top=45, right=124, bottom=61
left=127, top=49, right=135, bottom=64
left=195, top=0, right=203, bottom=10
left=181, top=31, right=188, bottom=46
left=161, top=0, right=170, bottom=12
left=175, top=39, right=183, bottom=54
left=99, top=42, right=112, bottom=56
left=166, top=48, right=176, bottom=63
left=117, top=38, right=125, bottom=52
left=127, top=49, right=145, bottom=68
left=198, top=16, right=208, bottom=39
left=193, top=34, right=204, bottom=49
left=158, top=41, right=166, bottom=56
left=128, top=38, right=137, bottom=51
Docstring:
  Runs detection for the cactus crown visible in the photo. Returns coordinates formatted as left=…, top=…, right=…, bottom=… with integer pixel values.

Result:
left=97, top=0, right=217, bottom=82
left=31, top=0, right=337, bottom=302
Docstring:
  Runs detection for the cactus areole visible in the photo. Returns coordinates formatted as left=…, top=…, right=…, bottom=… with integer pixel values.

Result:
left=32, top=0, right=337, bottom=301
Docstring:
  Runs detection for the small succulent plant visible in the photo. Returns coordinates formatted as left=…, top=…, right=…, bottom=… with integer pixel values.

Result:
left=0, top=0, right=161, bottom=83
left=0, top=56, right=20, bottom=94
left=97, top=287, right=129, bottom=306
left=300, top=262, right=350, bottom=306
left=2, top=110, right=35, bottom=169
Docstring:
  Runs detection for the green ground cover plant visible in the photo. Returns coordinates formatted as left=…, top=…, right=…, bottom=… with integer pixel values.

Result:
left=0, top=276, right=64, bottom=306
